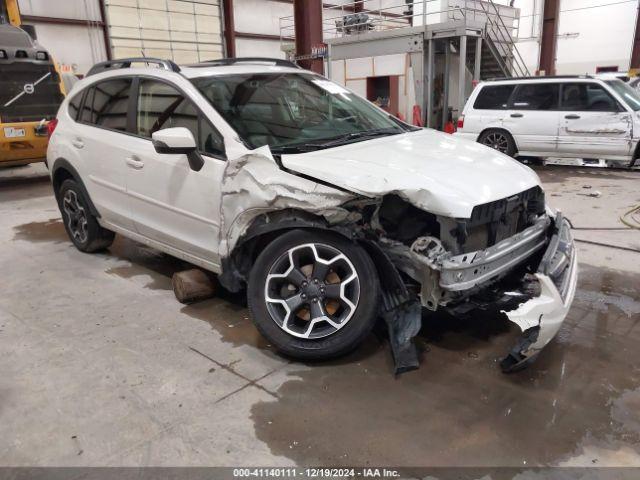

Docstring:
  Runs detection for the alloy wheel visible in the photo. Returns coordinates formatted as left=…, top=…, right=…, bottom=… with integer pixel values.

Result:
left=483, top=132, right=509, bottom=153
left=264, top=243, right=360, bottom=339
left=62, top=190, right=89, bottom=244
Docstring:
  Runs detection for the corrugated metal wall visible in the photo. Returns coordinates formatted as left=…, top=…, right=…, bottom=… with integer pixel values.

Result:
left=17, top=0, right=108, bottom=75
left=104, top=0, right=223, bottom=64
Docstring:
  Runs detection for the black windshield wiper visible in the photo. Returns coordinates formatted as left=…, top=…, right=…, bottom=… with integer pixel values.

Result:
left=270, top=128, right=402, bottom=154
left=309, top=128, right=402, bottom=148
left=270, top=144, right=325, bottom=154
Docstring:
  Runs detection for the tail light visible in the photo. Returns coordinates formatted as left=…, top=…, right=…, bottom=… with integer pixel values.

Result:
left=457, top=115, right=464, bottom=130
left=47, top=118, right=58, bottom=138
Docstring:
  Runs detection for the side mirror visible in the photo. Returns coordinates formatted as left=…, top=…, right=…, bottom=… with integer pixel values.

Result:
left=151, top=127, right=204, bottom=172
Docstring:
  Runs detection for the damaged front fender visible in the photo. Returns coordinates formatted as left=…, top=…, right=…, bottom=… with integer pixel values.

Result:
left=219, top=146, right=355, bottom=257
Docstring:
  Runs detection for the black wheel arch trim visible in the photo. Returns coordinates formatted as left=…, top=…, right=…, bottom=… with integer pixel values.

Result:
left=51, top=158, right=101, bottom=218
left=218, top=208, right=409, bottom=311
left=218, top=210, right=352, bottom=292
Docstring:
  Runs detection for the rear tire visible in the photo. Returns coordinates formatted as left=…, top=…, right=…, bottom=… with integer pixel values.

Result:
left=478, top=129, right=517, bottom=157
left=247, top=229, right=380, bottom=361
left=57, top=179, right=114, bottom=252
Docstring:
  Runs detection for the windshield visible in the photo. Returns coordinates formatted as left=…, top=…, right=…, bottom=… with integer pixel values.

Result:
left=191, top=72, right=409, bottom=151
left=605, top=79, right=640, bottom=111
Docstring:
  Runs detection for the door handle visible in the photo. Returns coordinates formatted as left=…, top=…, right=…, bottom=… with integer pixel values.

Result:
left=72, top=138, right=84, bottom=149
left=565, top=114, right=581, bottom=120
left=125, top=156, right=144, bottom=169
left=510, top=113, right=523, bottom=118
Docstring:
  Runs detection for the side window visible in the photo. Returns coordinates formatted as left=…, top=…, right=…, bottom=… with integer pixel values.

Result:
left=68, top=91, right=83, bottom=120
left=81, top=78, right=132, bottom=131
left=510, top=83, right=559, bottom=110
left=473, top=85, right=515, bottom=110
left=560, top=83, right=620, bottom=112
left=137, top=79, right=225, bottom=158
left=79, top=87, right=95, bottom=124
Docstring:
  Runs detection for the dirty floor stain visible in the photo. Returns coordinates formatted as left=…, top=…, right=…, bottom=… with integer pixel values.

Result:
left=13, top=218, right=68, bottom=243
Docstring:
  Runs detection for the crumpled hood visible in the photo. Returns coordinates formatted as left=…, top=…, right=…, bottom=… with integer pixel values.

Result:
left=281, top=129, right=541, bottom=218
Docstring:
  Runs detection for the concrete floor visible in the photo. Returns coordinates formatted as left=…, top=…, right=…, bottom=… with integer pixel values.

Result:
left=1, top=163, right=639, bottom=468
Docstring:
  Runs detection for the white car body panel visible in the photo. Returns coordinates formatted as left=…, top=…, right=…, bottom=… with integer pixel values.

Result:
left=558, top=111, right=633, bottom=158
left=503, top=110, right=561, bottom=152
left=123, top=135, right=226, bottom=265
left=281, top=129, right=540, bottom=219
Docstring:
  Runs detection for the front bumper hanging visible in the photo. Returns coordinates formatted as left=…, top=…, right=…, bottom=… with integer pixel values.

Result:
left=500, top=213, right=578, bottom=372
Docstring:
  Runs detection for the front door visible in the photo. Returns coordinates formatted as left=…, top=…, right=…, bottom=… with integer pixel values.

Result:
left=557, top=82, right=633, bottom=159
left=503, top=82, right=561, bottom=154
left=124, top=78, right=227, bottom=265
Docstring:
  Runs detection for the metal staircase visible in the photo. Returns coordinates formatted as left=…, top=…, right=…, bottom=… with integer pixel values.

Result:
left=466, top=0, right=530, bottom=79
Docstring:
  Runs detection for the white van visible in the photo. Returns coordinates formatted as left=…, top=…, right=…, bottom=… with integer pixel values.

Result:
left=455, top=76, right=640, bottom=167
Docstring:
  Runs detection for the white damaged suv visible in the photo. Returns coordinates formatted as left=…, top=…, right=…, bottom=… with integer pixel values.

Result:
left=47, top=57, right=578, bottom=373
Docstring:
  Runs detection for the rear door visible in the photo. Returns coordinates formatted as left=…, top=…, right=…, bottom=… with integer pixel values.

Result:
left=123, top=78, right=226, bottom=265
left=557, top=82, right=633, bottom=159
left=503, top=82, right=561, bottom=154
left=463, top=84, right=515, bottom=136
left=74, top=77, right=136, bottom=230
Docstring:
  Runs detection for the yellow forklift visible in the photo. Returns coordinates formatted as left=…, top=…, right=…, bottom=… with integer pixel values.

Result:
left=0, top=0, right=65, bottom=167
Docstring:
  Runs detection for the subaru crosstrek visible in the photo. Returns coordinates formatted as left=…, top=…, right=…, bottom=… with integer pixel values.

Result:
left=47, top=57, right=578, bottom=373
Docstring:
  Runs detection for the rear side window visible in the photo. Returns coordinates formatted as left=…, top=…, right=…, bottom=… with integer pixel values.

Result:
left=473, top=85, right=514, bottom=110
left=136, top=79, right=225, bottom=158
left=67, top=92, right=83, bottom=120
left=80, top=78, right=132, bottom=132
left=561, top=82, right=621, bottom=112
left=511, top=83, right=559, bottom=110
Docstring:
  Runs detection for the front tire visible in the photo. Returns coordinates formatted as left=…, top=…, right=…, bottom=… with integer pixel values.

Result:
left=478, top=129, right=517, bottom=157
left=58, top=179, right=114, bottom=252
left=247, top=230, right=380, bottom=361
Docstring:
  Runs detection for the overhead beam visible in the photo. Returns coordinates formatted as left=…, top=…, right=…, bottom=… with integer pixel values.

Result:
left=538, top=0, right=560, bottom=75
left=20, top=15, right=104, bottom=27
left=222, top=0, right=236, bottom=58
left=294, top=0, right=323, bottom=73
left=235, top=31, right=293, bottom=41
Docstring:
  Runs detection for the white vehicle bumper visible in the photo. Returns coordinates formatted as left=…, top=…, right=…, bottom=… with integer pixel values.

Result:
left=500, top=214, right=578, bottom=372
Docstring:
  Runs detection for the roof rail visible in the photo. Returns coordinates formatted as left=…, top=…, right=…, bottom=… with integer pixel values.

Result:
left=189, top=57, right=301, bottom=69
left=86, top=57, right=181, bottom=77
left=485, top=75, right=594, bottom=82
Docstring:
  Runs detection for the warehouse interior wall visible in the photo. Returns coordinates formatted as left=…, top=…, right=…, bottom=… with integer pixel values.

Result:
left=17, top=0, right=107, bottom=75
left=104, top=0, right=223, bottom=64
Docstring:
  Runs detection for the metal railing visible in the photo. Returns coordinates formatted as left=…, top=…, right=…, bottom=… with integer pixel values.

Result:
left=479, top=0, right=530, bottom=77
left=279, top=0, right=530, bottom=77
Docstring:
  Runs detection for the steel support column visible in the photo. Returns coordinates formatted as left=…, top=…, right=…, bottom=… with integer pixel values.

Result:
left=442, top=40, right=450, bottom=131
left=458, top=35, right=467, bottom=118
left=222, top=0, right=236, bottom=58
left=631, top=0, right=640, bottom=69
left=426, top=38, right=434, bottom=128
left=474, top=36, right=482, bottom=81
left=294, top=0, right=323, bottom=73
left=98, top=0, right=112, bottom=60
left=538, top=0, right=559, bottom=75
